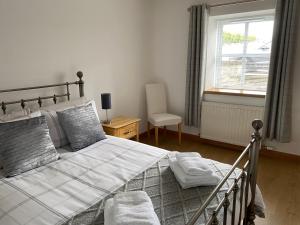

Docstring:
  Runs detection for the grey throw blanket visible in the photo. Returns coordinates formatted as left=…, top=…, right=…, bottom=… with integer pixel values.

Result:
left=65, top=156, right=264, bottom=225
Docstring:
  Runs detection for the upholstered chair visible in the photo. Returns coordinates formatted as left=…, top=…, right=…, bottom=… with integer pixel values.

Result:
left=145, top=83, right=182, bottom=146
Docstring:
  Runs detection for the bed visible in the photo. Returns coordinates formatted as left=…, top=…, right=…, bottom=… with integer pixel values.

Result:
left=0, top=72, right=265, bottom=225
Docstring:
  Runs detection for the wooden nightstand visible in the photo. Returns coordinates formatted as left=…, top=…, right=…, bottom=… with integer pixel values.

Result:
left=102, top=116, right=141, bottom=141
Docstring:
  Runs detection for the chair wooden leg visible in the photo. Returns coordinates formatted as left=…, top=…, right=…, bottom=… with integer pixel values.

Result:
left=164, top=126, right=167, bottom=137
left=178, top=123, right=182, bottom=145
left=155, top=126, right=159, bottom=146
left=147, top=122, right=151, bottom=138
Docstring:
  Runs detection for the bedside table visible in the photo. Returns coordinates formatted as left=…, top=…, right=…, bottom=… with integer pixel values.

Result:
left=102, top=116, right=141, bottom=141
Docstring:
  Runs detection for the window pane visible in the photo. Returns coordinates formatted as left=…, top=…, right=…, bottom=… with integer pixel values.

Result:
left=217, top=56, right=243, bottom=89
left=247, top=20, right=274, bottom=54
left=214, top=16, right=274, bottom=91
left=222, top=23, right=245, bottom=54
left=218, top=55, right=270, bottom=90
left=244, top=55, right=270, bottom=90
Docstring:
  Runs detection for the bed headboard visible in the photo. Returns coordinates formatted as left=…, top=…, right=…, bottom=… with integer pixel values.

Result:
left=0, top=71, right=84, bottom=114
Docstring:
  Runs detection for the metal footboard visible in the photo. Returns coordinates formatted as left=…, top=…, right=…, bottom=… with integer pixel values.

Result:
left=187, top=119, right=263, bottom=225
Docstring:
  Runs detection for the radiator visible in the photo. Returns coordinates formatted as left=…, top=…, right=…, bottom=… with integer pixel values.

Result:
left=200, top=101, right=264, bottom=146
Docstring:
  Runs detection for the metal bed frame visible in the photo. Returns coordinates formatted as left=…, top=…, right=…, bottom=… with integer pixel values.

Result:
left=0, top=71, right=84, bottom=114
left=187, top=119, right=263, bottom=225
left=0, top=72, right=263, bottom=225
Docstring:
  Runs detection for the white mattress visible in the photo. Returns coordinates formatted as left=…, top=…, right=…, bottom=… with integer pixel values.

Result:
left=0, top=135, right=168, bottom=225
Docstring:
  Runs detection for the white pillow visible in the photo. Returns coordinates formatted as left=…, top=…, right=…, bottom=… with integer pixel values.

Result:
left=0, top=109, right=27, bottom=122
left=41, top=98, right=100, bottom=148
left=0, top=110, right=41, bottom=123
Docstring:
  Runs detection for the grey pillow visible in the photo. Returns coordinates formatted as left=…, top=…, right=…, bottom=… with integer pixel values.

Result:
left=0, top=116, right=59, bottom=177
left=57, top=104, right=106, bottom=151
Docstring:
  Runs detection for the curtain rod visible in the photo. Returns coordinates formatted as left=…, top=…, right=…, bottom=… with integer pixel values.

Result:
left=188, top=0, right=265, bottom=11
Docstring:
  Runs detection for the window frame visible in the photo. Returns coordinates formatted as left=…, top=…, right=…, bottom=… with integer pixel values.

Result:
left=214, top=15, right=274, bottom=91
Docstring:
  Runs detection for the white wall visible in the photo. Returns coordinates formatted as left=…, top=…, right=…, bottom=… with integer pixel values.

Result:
left=149, top=0, right=205, bottom=135
left=1, top=0, right=299, bottom=156
left=0, top=0, right=153, bottom=131
left=150, top=0, right=300, bottom=156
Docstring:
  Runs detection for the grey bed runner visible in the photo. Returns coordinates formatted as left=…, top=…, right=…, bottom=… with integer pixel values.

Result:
left=65, top=156, right=252, bottom=225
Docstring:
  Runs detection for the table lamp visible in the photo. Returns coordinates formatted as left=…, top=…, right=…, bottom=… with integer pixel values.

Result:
left=101, top=93, right=111, bottom=124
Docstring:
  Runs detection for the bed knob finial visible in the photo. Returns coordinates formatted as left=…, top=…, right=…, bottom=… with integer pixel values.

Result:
left=1, top=102, right=6, bottom=114
left=38, top=97, right=42, bottom=107
left=21, top=99, right=25, bottom=109
left=76, top=71, right=83, bottom=81
left=252, top=119, right=263, bottom=132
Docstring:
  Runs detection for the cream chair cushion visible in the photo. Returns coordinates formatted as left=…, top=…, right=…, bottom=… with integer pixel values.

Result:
left=149, top=113, right=182, bottom=127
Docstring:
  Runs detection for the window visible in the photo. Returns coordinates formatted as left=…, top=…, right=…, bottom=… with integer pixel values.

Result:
left=214, top=16, right=274, bottom=91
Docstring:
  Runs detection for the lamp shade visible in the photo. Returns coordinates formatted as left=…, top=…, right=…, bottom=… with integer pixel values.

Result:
left=101, top=93, right=111, bottom=109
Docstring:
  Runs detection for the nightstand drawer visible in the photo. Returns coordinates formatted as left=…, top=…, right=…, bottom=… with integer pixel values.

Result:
left=119, top=123, right=137, bottom=139
left=102, top=116, right=141, bottom=142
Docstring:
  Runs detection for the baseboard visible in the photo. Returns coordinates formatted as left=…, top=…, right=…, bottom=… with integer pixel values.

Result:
left=198, top=138, right=245, bottom=151
left=140, top=127, right=200, bottom=142
left=199, top=137, right=300, bottom=161
left=260, top=148, right=300, bottom=161
left=140, top=128, right=300, bottom=161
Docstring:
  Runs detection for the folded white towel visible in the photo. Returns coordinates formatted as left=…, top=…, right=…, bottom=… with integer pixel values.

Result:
left=104, top=191, right=160, bottom=225
left=104, top=198, right=114, bottom=225
left=169, top=152, right=220, bottom=189
left=176, top=152, right=213, bottom=176
left=176, top=152, right=201, bottom=158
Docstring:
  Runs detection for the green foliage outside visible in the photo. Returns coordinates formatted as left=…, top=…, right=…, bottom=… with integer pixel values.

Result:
left=223, top=32, right=256, bottom=44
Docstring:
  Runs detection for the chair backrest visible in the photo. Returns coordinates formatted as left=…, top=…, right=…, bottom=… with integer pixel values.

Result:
left=145, top=83, right=167, bottom=117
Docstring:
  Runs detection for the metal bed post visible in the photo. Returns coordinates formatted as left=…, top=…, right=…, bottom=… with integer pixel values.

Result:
left=76, top=71, right=84, bottom=97
left=245, top=119, right=263, bottom=225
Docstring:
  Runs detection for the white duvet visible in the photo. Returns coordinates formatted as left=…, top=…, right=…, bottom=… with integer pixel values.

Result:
left=0, top=136, right=168, bottom=225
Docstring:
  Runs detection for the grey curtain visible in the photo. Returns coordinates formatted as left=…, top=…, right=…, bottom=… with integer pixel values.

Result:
left=264, top=0, right=297, bottom=142
left=185, top=4, right=208, bottom=127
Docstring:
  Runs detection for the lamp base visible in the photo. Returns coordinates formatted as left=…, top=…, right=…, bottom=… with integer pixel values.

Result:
left=102, top=109, right=111, bottom=125
left=102, top=120, right=111, bottom=125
